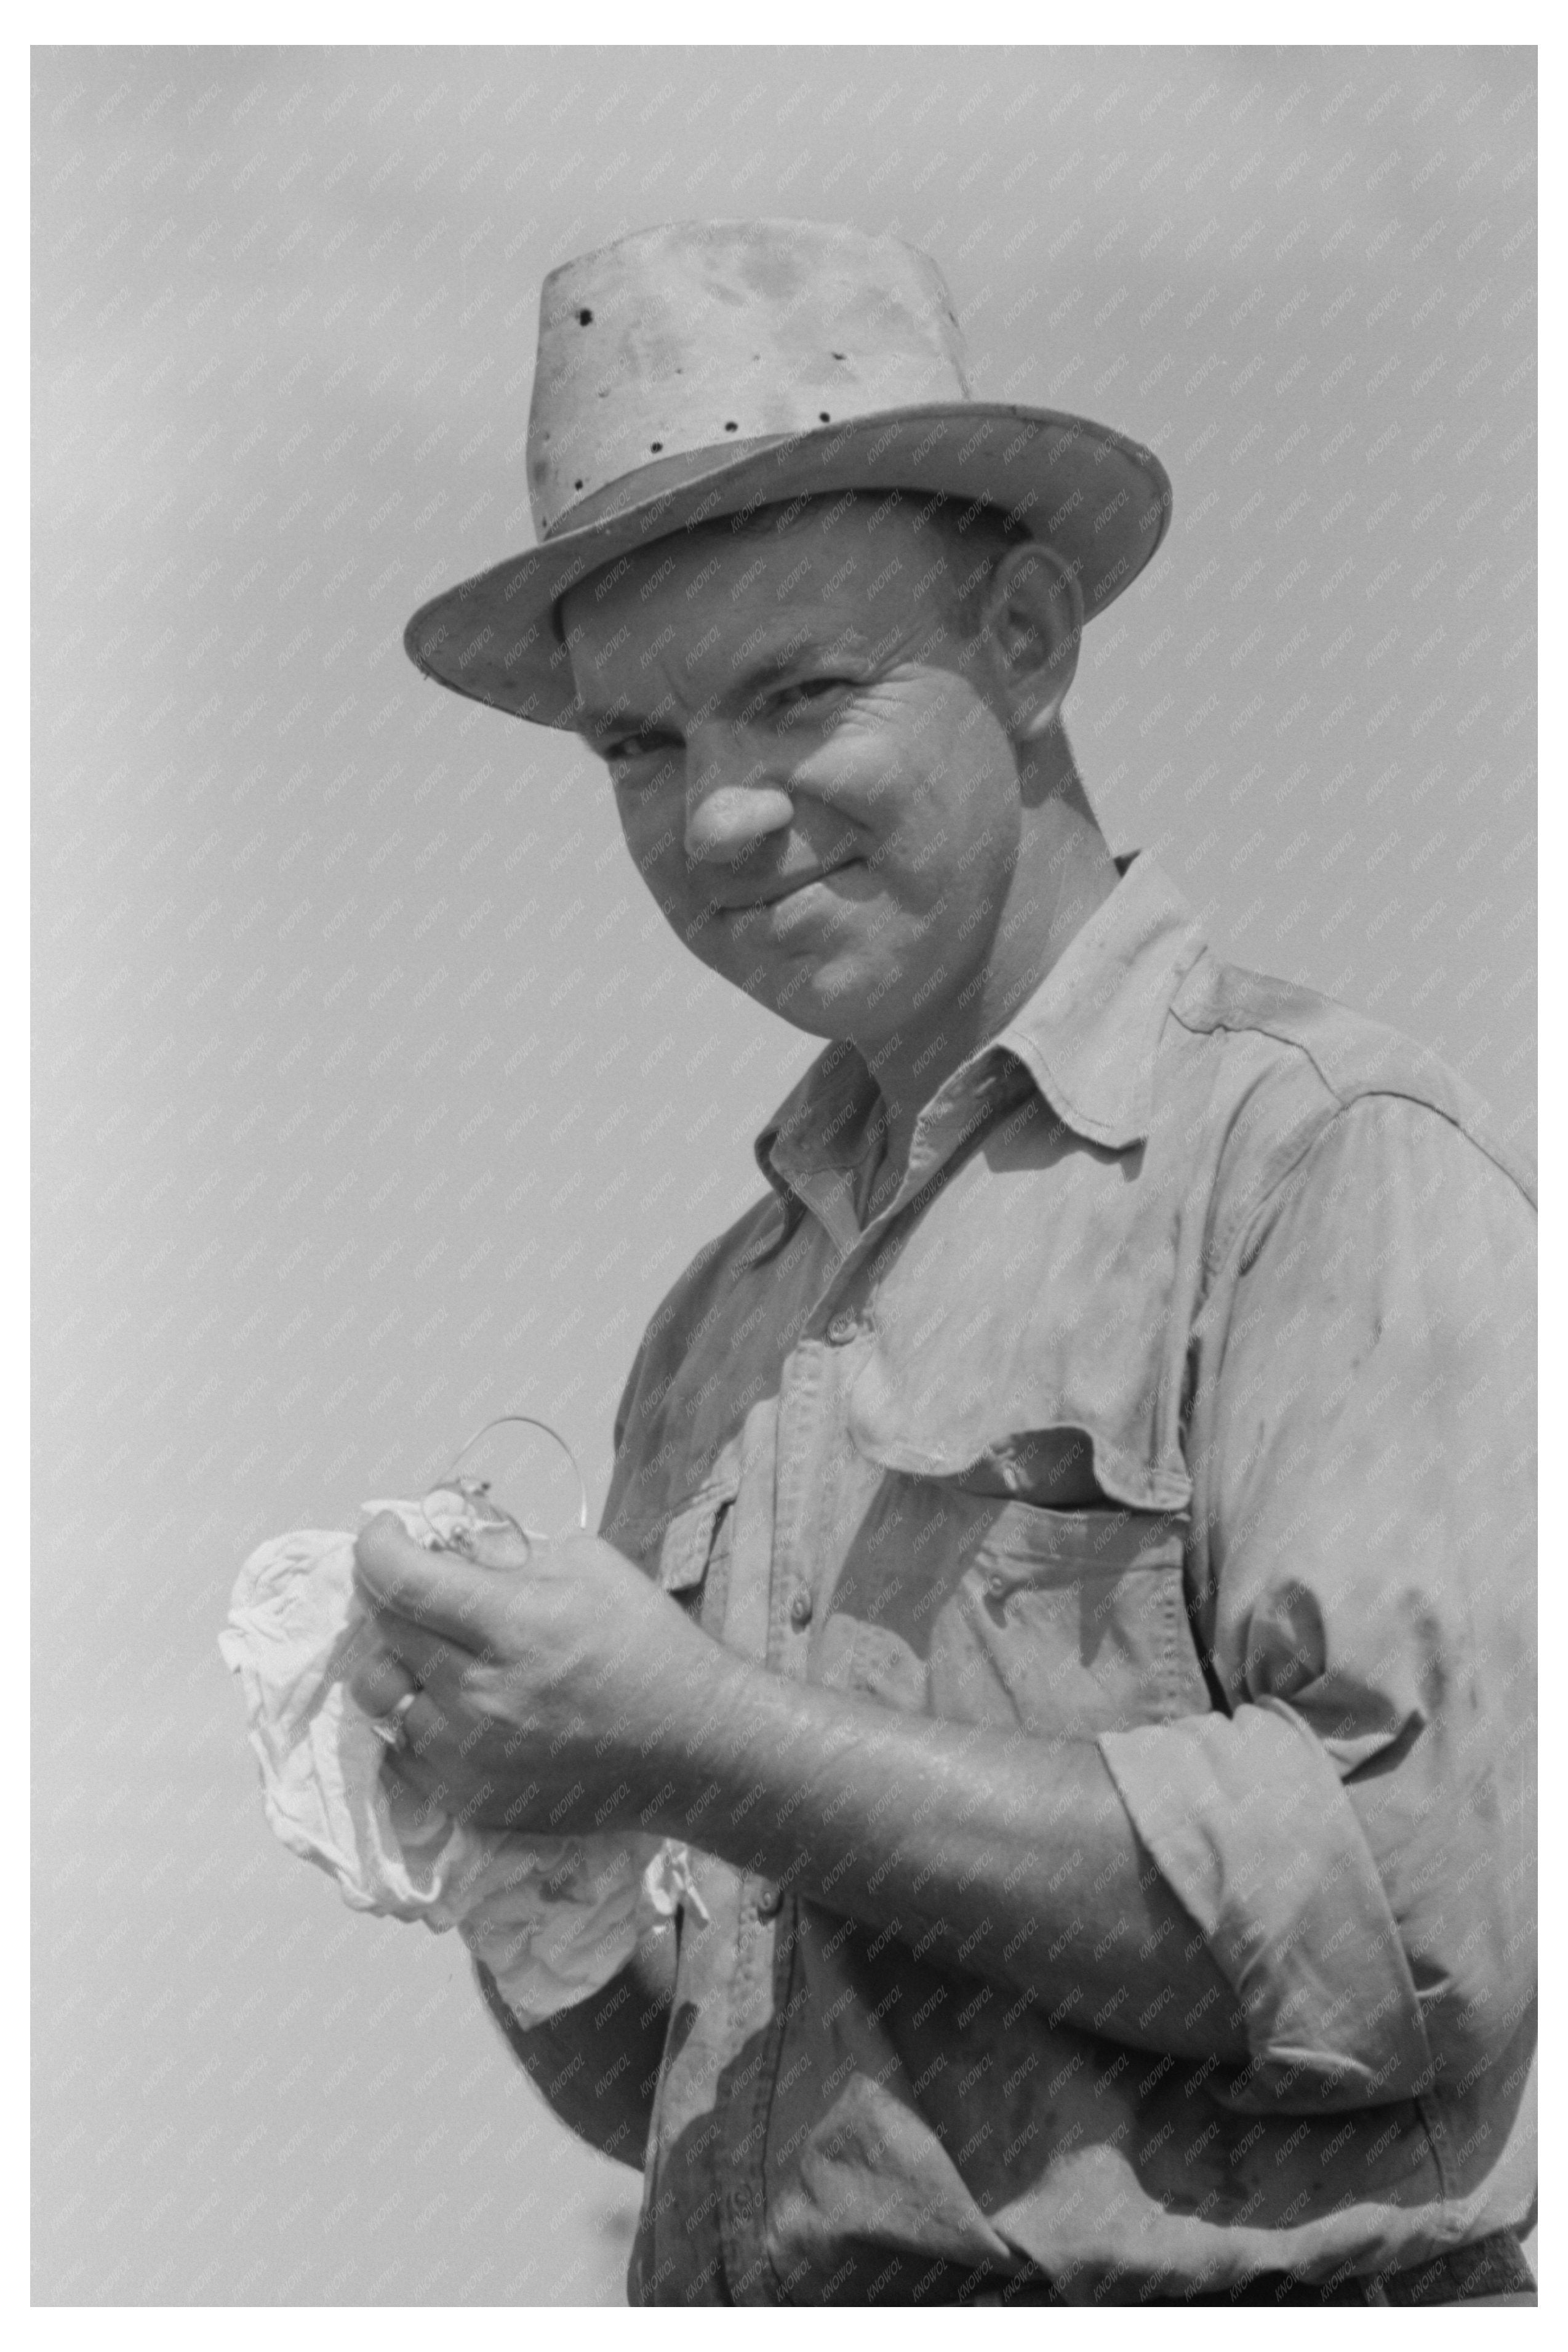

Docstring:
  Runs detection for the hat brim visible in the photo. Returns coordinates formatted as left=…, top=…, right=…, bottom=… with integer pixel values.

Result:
left=402, top=403, right=1173, bottom=728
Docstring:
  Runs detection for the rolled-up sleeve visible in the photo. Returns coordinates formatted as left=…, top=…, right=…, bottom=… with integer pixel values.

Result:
left=1100, top=1093, right=1535, bottom=2111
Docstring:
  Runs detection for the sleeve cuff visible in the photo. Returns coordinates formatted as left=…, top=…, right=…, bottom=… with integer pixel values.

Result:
left=1100, top=1696, right=1436, bottom=2111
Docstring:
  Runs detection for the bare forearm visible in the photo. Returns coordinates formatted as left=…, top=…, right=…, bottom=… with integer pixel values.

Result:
left=645, top=1650, right=1250, bottom=2065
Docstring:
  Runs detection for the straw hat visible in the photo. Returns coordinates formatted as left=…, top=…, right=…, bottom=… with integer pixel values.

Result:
left=403, top=218, right=1173, bottom=729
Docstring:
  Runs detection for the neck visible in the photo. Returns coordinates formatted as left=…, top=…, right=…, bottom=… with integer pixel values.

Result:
left=858, top=739, right=1118, bottom=1187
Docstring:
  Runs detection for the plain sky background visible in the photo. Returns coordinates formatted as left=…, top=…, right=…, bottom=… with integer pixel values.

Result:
left=34, top=44, right=1535, bottom=2305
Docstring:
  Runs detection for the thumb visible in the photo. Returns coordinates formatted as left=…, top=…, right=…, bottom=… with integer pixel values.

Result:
left=352, top=1510, right=502, bottom=1648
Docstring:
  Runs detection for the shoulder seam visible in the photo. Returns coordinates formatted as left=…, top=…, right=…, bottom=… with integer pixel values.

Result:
left=1205, top=1087, right=1535, bottom=1288
left=1172, top=995, right=1535, bottom=1207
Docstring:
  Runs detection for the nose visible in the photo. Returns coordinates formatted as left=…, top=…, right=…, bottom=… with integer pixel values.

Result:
left=683, top=724, right=794, bottom=864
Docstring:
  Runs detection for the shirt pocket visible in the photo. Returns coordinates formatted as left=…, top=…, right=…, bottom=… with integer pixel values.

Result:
left=929, top=1499, right=1214, bottom=1738
left=655, top=1471, right=738, bottom=1634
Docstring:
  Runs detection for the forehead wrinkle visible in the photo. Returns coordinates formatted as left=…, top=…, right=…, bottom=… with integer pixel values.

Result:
left=710, top=613, right=871, bottom=683
left=594, top=614, right=874, bottom=736
left=575, top=678, right=677, bottom=738
left=568, top=508, right=944, bottom=731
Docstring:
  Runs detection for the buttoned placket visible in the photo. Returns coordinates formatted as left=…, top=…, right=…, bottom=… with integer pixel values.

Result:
left=714, top=1324, right=841, bottom=2300
left=710, top=1059, right=1020, bottom=2302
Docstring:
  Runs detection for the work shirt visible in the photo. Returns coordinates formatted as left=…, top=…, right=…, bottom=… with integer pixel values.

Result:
left=598, top=852, right=1535, bottom=2305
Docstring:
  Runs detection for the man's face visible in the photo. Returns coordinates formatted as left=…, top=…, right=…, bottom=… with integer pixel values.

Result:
left=561, top=497, right=1027, bottom=1051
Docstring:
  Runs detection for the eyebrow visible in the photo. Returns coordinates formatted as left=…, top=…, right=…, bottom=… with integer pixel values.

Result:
left=576, top=699, right=670, bottom=742
left=576, top=626, right=873, bottom=742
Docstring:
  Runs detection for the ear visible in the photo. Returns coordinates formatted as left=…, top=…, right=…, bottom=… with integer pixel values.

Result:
left=976, top=543, right=1084, bottom=741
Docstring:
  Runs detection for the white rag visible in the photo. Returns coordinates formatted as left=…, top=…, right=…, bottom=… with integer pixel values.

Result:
left=219, top=1499, right=703, bottom=2029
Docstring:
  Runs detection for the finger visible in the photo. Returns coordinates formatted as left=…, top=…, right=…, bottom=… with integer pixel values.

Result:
left=386, top=1713, right=508, bottom=1829
left=353, top=1512, right=503, bottom=1652
left=361, top=1609, right=477, bottom=1693
left=463, top=1522, right=531, bottom=1571
left=346, top=1647, right=417, bottom=1720
left=361, top=1679, right=455, bottom=1773
left=398, top=1687, right=454, bottom=1759
left=377, top=1719, right=450, bottom=1810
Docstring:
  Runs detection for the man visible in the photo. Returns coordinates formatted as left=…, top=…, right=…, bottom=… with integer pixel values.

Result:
left=350, top=220, right=1535, bottom=2305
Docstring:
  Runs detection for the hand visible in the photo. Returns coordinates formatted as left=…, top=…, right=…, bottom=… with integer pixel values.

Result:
left=347, top=1512, right=726, bottom=1837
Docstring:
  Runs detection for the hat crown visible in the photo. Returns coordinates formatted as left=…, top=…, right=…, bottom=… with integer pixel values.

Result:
left=526, top=218, right=972, bottom=537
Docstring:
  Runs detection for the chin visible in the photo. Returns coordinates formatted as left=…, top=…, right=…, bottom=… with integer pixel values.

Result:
left=742, top=954, right=897, bottom=1044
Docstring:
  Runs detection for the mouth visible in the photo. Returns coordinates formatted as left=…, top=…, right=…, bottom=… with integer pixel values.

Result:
left=718, top=858, right=863, bottom=916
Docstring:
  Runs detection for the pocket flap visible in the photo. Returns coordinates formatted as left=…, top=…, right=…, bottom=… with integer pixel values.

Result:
left=657, top=1480, right=738, bottom=1595
left=846, top=1345, right=1192, bottom=1515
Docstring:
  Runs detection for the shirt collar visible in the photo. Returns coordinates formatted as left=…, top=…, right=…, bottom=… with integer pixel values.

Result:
left=993, top=851, right=1206, bottom=1151
left=753, top=852, right=1207, bottom=1207
left=752, top=1037, right=882, bottom=1250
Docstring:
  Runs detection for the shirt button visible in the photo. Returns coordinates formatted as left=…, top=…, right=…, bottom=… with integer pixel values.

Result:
left=789, top=1591, right=814, bottom=1630
left=826, top=1309, right=859, bottom=1344
left=731, top=2182, right=757, bottom=2216
left=755, top=1883, right=783, bottom=1921
left=988, top=1571, right=1007, bottom=1599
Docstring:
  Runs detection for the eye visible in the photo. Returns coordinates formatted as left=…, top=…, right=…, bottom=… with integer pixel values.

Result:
left=602, top=733, right=681, bottom=782
left=774, top=676, right=852, bottom=723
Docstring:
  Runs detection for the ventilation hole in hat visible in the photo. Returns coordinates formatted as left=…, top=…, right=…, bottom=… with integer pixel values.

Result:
left=819, top=412, right=831, bottom=422
left=578, top=308, right=593, bottom=325
left=574, top=478, right=585, bottom=490
left=831, top=350, right=846, bottom=361
left=724, top=420, right=738, bottom=432
left=650, top=442, right=663, bottom=452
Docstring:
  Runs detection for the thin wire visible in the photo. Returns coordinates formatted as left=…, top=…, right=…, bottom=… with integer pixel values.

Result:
left=419, top=1411, right=589, bottom=1555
